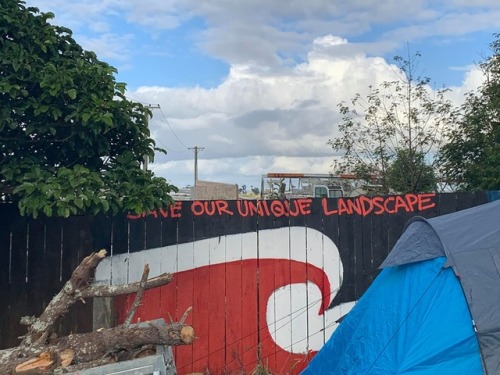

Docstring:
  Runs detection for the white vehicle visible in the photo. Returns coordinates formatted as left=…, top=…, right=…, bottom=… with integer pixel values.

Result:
left=313, top=184, right=344, bottom=199
left=260, top=173, right=346, bottom=199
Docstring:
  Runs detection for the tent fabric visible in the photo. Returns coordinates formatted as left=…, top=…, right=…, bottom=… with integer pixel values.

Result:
left=382, top=199, right=500, bottom=374
left=302, top=257, right=483, bottom=374
left=303, top=200, right=500, bottom=375
left=381, top=219, right=445, bottom=268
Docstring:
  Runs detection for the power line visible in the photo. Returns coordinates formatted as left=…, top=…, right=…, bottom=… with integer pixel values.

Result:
left=124, top=96, right=157, bottom=106
left=125, top=96, right=190, bottom=152
left=158, top=107, right=189, bottom=150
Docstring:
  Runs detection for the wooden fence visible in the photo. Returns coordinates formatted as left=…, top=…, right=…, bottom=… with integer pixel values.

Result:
left=0, top=191, right=497, bottom=374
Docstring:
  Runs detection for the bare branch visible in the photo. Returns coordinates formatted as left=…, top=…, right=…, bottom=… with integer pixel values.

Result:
left=179, top=306, right=193, bottom=325
left=124, top=264, right=150, bottom=326
left=81, top=273, right=173, bottom=298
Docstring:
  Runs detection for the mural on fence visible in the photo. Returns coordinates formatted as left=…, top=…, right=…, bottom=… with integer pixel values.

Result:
left=127, top=193, right=437, bottom=219
left=3, top=192, right=499, bottom=372
left=95, top=193, right=438, bottom=374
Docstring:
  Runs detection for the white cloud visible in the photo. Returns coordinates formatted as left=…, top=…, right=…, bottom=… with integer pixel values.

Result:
left=27, top=0, right=124, bottom=31
left=22, top=0, right=492, bottom=189
left=124, top=0, right=191, bottom=30
left=447, top=64, right=485, bottom=103
left=448, top=0, right=500, bottom=7
left=78, top=33, right=134, bottom=61
left=88, top=21, right=110, bottom=33
left=209, top=134, right=233, bottom=144
left=132, top=35, right=455, bottom=187
left=382, top=10, right=500, bottom=43
left=135, top=32, right=488, bottom=187
left=28, top=0, right=499, bottom=70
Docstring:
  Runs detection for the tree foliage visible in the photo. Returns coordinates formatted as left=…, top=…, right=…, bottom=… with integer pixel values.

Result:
left=386, top=149, right=437, bottom=193
left=439, top=34, right=500, bottom=191
left=329, top=52, right=454, bottom=193
left=0, top=1, right=177, bottom=217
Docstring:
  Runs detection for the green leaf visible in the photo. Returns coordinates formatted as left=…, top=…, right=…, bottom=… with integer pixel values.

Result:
left=82, top=112, right=91, bottom=124
left=103, top=113, right=113, bottom=127
left=116, top=82, right=126, bottom=94
left=74, top=197, right=84, bottom=209
left=43, top=205, right=52, bottom=217
left=67, top=89, right=77, bottom=99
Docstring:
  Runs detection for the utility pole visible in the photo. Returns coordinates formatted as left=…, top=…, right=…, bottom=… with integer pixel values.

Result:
left=143, top=104, right=161, bottom=171
left=189, top=146, right=204, bottom=187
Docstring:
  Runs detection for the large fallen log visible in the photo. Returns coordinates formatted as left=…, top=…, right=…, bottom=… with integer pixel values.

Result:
left=0, top=249, right=195, bottom=374
left=1, top=318, right=195, bottom=374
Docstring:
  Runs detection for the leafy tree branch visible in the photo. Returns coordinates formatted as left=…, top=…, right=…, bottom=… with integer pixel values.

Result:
left=0, top=1, right=178, bottom=217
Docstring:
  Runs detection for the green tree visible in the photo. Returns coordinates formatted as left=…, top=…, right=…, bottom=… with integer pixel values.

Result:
left=329, top=52, right=456, bottom=193
left=439, top=34, right=500, bottom=191
left=0, top=1, right=177, bottom=218
left=386, top=149, right=437, bottom=193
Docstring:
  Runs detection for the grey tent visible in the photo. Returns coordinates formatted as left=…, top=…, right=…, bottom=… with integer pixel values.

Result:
left=303, top=199, right=500, bottom=374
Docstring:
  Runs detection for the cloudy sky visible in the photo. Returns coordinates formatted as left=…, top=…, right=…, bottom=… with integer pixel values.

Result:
left=26, top=0, right=499, bottom=189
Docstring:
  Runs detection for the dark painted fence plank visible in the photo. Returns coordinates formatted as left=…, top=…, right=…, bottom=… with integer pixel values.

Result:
left=128, top=216, right=146, bottom=254
left=110, top=215, right=128, bottom=256
left=42, top=218, right=65, bottom=340
left=361, top=214, right=375, bottom=292
left=338, top=208, right=355, bottom=303
left=7, top=214, right=28, bottom=348
left=145, top=214, right=162, bottom=250
left=352, top=211, right=365, bottom=298
left=141, top=213, right=163, bottom=326
left=224, top=200, right=245, bottom=373
left=63, top=217, right=94, bottom=335
left=206, top=202, right=228, bottom=373
left=26, top=219, right=47, bottom=329
left=306, top=198, right=327, bottom=351
left=91, top=215, right=113, bottom=255
left=370, top=213, right=388, bottom=272
left=174, top=200, right=195, bottom=374
left=237, top=200, right=259, bottom=371
left=437, top=192, right=458, bottom=216
left=0, top=204, right=15, bottom=348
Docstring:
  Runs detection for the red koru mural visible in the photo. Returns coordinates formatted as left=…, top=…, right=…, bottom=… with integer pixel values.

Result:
left=96, top=194, right=437, bottom=374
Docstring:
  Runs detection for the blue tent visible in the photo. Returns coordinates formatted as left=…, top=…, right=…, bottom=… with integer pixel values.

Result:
left=303, top=199, right=500, bottom=375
